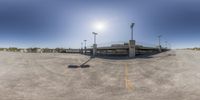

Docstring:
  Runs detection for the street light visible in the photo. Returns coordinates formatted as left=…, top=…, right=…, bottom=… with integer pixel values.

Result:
left=84, top=40, right=87, bottom=48
left=84, top=40, right=87, bottom=54
left=158, top=35, right=162, bottom=46
left=81, top=42, right=83, bottom=49
left=92, top=32, right=98, bottom=44
left=165, top=41, right=168, bottom=48
left=92, top=32, right=98, bottom=56
left=157, top=35, right=162, bottom=52
left=81, top=42, right=83, bottom=54
left=130, top=23, right=135, bottom=40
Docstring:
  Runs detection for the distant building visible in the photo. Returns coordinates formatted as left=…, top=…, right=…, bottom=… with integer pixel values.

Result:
left=42, top=48, right=54, bottom=53
left=26, top=48, right=42, bottom=53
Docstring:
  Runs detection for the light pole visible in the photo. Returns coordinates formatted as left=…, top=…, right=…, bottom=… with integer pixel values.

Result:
left=158, top=35, right=162, bottom=52
left=170, top=43, right=172, bottom=49
left=84, top=40, right=87, bottom=54
left=92, top=32, right=98, bottom=44
left=92, top=32, right=98, bottom=56
left=165, top=41, right=168, bottom=49
left=130, top=23, right=135, bottom=40
left=81, top=42, right=83, bottom=49
left=81, top=42, right=83, bottom=54
left=158, top=35, right=162, bottom=46
left=128, top=23, right=136, bottom=57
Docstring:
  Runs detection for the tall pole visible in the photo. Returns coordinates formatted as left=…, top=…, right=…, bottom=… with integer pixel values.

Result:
left=130, top=23, right=135, bottom=40
left=158, top=35, right=162, bottom=46
left=165, top=41, right=168, bottom=48
left=84, top=40, right=87, bottom=54
left=94, top=35, right=96, bottom=44
left=81, top=42, right=83, bottom=54
left=129, top=23, right=136, bottom=57
left=131, top=27, right=133, bottom=40
left=92, top=32, right=98, bottom=44
left=158, top=35, right=162, bottom=52
left=92, top=32, right=98, bottom=56
left=84, top=40, right=87, bottom=48
left=81, top=42, right=83, bottom=49
left=168, top=43, right=171, bottom=49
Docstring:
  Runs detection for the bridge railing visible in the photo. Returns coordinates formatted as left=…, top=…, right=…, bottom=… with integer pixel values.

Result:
left=85, top=41, right=160, bottom=49
left=136, top=42, right=158, bottom=49
left=85, top=41, right=128, bottom=49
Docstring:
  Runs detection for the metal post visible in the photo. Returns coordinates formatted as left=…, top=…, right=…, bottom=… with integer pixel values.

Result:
left=165, top=41, right=168, bottom=49
left=128, top=23, right=135, bottom=57
left=81, top=42, right=83, bottom=54
left=131, top=28, right=133, bottom=40
left=130, top=23, right=134, bottom=40
left=158, top=35, right=161, bottom=46
left=94, top=35, right=96, bottom=44
left=84, top=40, right=87, bottom=54
left=92, top=32, right=98, bottom=44
left=158, top=35, right=162, bottom=52
left=81, top=42, right=83, bottom=49
left=168, top=43, right=171, bottom=50
left=92, top=32, right=98, bottom=56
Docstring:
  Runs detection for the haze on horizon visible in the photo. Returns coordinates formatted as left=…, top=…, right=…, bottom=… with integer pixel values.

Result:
left=0, top=0, right=200, bottom=49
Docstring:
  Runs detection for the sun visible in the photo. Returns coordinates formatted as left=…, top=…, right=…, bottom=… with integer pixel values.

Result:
left=94, top=22, right=106, bottom=31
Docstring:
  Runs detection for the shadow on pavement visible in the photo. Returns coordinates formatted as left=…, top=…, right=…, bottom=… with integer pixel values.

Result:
left=68, top=57, right=92, bottom=68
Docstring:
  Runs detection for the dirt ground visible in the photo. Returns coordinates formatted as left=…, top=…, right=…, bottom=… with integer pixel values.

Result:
left=0, top=50, right=200, bottom=100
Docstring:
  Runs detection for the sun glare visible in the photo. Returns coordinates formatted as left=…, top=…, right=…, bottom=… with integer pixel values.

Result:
left=94, top=22, right=106, bottom=31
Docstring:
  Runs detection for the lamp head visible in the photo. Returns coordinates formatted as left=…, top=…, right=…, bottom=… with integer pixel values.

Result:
left=92, top=32, right=98, bottom=35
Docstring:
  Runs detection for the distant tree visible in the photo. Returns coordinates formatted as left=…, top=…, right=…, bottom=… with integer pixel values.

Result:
left=9, top=47, right=19, bottom=52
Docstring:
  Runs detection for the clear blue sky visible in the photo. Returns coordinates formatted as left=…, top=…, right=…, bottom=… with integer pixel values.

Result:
left=0, top=0, right=200, bottom=49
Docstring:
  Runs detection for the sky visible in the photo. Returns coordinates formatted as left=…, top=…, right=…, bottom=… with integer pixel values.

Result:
left=0, top=0, right=200, bottom=49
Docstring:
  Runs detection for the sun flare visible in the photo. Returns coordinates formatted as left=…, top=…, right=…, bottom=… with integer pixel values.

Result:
left=94, top=22, right=106, bottom=31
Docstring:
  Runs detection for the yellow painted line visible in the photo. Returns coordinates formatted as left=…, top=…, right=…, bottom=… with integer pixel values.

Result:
left=124, top=63, right=134, bottom=91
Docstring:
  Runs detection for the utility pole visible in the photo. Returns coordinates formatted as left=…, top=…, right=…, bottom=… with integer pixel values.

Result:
left=92, top=32, right=98, bottom=44
left=81, top=42, right=83, bottom=49
left=130, top=23, right=135, bottom=40
left=158, top=35, right=162, bottom=52
left=158, top=35, right=162, bottom=46
left=128, top=23, right=136, bottom=57
left=92, top=32, right=98, bottom=56
left=81, top=42, right=83, bottom=54
left=168, top=43, right=171, bottom=50
left=165, top=41, right=168, bottom=49
left=84, top=40, right=87, bottom=54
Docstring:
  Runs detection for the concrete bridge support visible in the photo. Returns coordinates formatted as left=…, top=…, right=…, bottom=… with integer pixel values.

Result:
left=129, top=40, right=136, bottom=58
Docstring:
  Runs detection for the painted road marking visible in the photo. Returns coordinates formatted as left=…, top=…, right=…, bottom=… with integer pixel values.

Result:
left=124, top=63, right=134, bottom=91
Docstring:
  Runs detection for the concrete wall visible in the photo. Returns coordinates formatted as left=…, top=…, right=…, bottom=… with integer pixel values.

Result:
left=128, top=40, right=136, bottom=57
